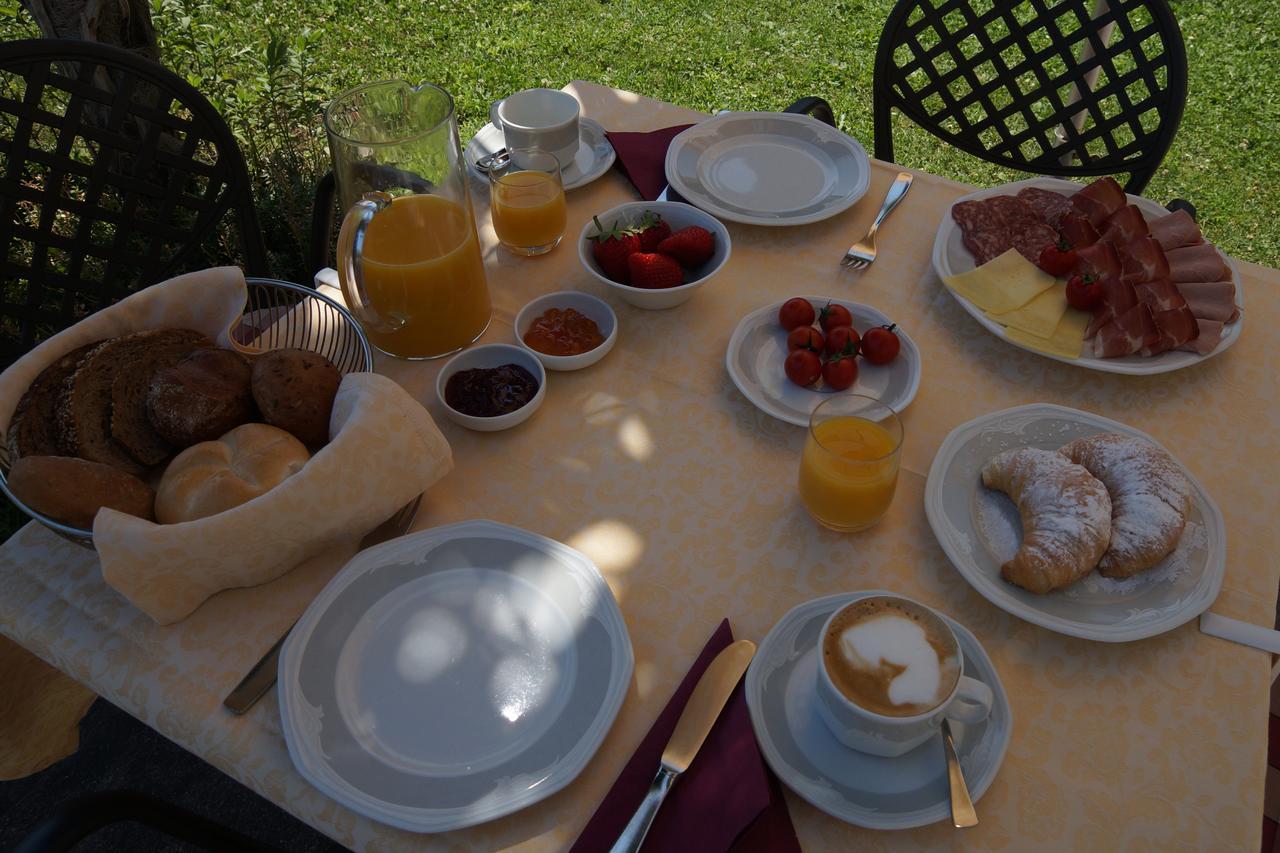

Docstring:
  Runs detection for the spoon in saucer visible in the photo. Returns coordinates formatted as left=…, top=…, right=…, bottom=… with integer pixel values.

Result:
left=941, top=718, right=978, bottom=827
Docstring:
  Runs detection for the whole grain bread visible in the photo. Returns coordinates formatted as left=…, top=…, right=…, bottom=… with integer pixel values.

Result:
left=7, top=455, right=154, bottom=529
left=56, top=329, right=208, bottom=475
left=146, top=347, right=254, bottom=448
left=251, top=348, right=341, bottom=447
left=110, top=333, right=212, bottom=465
left=8, top=341, right=103, bottom=460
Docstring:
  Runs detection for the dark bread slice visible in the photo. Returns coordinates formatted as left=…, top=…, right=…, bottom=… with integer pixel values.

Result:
left=110, top=333, right=213, bottom=465
left=56, top=329, right=208, bottom=475
left=8, top=341, right=103, bottom=460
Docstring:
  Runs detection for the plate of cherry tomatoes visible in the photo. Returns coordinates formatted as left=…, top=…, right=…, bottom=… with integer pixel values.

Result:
left=724, top=296, right=921, bottom=427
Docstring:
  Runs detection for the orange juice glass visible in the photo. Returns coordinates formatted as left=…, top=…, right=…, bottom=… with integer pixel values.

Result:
left=488, top=148, right=566, bottom=255
left=798, top=395, right=903, bottom=532
left=326, top=80, right=491, bottom=359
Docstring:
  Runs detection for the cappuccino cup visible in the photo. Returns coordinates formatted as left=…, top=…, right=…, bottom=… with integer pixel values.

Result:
left=815, top=594, right=993, bottom=757
left=489, top=88, right=580, bottom=169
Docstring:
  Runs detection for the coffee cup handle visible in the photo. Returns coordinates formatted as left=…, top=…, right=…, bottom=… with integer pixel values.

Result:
left=946, top=676, right=994, bottom=725
left=335, top=190, right=405, bottom=334
left=489, top=99, right=504, bottom=131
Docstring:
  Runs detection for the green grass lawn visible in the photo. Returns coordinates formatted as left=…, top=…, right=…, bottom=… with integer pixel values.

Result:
left=2, top=0, right=1278, bottom=271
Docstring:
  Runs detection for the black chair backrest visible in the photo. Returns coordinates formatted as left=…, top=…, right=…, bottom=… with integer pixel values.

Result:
left=872, top=0, right=1187, bottom=194
left=0, top=38, right=268, bottom=365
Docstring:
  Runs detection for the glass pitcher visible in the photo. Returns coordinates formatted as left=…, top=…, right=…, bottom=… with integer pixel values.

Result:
left=325, top=81, right=491, bottom=360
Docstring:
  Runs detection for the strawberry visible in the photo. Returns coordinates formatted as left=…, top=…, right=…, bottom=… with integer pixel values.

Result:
left=589, top=216, right=641, bottom=283
left=634, top=210, right=672, bottom=252
left=626, top=252, right=684, bottom=289
left=657, top=226, right=715, bottom=268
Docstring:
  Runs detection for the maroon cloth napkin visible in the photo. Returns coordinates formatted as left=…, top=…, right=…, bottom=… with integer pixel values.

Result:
left=570, top=619, right=799, bottom=853
left=604, top=124, right=694, bottom=201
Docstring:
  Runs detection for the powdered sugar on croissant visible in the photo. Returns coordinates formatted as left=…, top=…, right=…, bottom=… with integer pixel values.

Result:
left=981, top=447, right=1112, bottom=594
left=1059, top=433, right=1191, bottom=578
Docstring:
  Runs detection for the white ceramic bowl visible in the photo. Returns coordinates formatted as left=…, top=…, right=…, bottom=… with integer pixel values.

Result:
left=436, top=343, right=547, bottom=431
left=577, top=201, right=731, bottom=310
left=514, top=291, right=618, bottom=371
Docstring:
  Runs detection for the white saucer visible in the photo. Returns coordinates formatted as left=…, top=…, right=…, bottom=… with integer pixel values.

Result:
left=465, top=118, right=616, bottom=190
left=744, top=592, right=1012, bottom=830
left=724, top=297, right=921, bottom=427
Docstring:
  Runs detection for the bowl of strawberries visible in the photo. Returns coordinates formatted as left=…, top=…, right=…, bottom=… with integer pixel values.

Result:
left=578, top=201, right=731, bottom=310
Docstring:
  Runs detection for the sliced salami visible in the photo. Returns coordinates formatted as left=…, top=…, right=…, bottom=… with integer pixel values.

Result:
left=1008, top=220, right=1058, bottom=264
left=1017, top=187, right=1073, bottom=227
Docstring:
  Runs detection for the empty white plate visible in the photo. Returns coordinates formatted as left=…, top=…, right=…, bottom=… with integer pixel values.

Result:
left=724, top=297, right=921, bottom=427
left=745, top=591, right=1012, bottom=830
left=465, top=118, right=616, bottom=191
left=665, top=113, right=871, bottom=226
left=278, top=520, right=633, bottom=832
left=924, top=404, right=1225, bottom=642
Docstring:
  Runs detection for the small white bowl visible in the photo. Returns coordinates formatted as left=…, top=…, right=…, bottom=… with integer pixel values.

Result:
left=514, top=291, right=618, bottom=371
left=436, top=343, right=546, bottom=431
left=578, top=201, right=731, bottom=310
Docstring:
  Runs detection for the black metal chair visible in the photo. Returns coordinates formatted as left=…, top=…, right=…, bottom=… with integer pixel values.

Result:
left=0, top=38, right=270, bottom=366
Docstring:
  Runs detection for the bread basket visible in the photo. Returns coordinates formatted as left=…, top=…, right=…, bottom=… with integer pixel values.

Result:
left=0, top=277, right=374, bottom=548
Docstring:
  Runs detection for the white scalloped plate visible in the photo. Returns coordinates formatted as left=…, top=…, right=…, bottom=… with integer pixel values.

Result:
left=930, top=176, right=1244, bottom=375
left=924, top=404, right=1225, bottom=642
left=278, top=520, right=633, bottom=832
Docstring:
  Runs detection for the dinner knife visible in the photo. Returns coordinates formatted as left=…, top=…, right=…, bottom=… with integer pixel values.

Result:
left=609, top=639, right=757, bottom=853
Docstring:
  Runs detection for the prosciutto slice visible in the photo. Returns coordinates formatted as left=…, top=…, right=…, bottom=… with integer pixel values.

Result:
left=1141, top=305, right=1199, bottom=356
left=1076, top=241, right=1121, bottom=281
left=1101, top=205, right=1150, bottom=245
left=1177, top=319, right=1225, bottom=355
left=1093, top=302, right=1158, bottom=358
left=1086, top=276, right=1138, bottom=338
left=1146, top=209, right=1202, bottom=251
left=1071, top=176, right=1126, bottom=226
left=1176, top=280, right=1239, bottom=322
left=1059, top=213, right=1099, bottom=249
left=1134, top=278, right=1187, bottom=313
left=1119, top=236, right=1170, bottom=284
left=1166, top=243, right=1228, bottom=283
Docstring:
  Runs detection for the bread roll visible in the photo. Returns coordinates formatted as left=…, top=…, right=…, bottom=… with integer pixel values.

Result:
left=155, top=423, right=309, bottom=524
left=146, top=348, right=254, bottom=448
left=7, top=455, right=154, bottom=529
left=251, top=348, right=341, bottom=447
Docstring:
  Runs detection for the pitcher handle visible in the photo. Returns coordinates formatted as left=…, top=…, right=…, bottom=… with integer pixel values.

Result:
left=336, top=190, right=405, bottom=334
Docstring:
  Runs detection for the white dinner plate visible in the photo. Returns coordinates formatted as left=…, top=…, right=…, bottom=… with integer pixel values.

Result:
left=665, top=112, right=871, bottom=226
left=725, top=297, right=921, bottom=427
left=465, top=118, right=616, bottom=191
left=930, top=176, right=1244, bottom=375
left=924, top=404, right=1225, bottom=642
left=278, top=520, right=633, bottom=833
left=745, top=592, right=1012, bottom=830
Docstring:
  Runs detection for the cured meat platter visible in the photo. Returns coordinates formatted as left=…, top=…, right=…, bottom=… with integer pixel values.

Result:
left=931, top=176, right=1243, bottom=375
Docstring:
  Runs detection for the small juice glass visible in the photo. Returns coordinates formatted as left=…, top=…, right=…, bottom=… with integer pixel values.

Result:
left=489, top=147, right=567, bottom=256
left=798, top=395, right=903, bottom=532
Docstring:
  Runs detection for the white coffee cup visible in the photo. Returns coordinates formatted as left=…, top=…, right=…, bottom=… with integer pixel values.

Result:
left=489, top=88, right=580, bottom=169
left=815, top=594, right=994, bottom=758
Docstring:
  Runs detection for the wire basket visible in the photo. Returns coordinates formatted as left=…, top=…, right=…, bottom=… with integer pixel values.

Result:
left=0, top=277, right=374, bottom=549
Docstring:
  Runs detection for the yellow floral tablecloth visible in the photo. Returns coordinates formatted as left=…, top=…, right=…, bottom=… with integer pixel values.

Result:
left=0, top=82, right=1275, bottom=851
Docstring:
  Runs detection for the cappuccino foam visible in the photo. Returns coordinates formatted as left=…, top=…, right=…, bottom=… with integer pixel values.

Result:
left=822, top=598, right=960, bottom=717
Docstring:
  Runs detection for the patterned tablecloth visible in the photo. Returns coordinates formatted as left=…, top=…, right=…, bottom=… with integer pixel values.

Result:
left=1, top=81, right=1276, bottom=851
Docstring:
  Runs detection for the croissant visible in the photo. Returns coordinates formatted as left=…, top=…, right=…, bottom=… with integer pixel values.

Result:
left=1060, top=433, right=1191, bottom=578
left=980, top=447, right=1113, bottom=594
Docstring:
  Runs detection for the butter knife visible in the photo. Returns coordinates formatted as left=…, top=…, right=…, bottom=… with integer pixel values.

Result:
left=609, top=639, right=756, bottom=853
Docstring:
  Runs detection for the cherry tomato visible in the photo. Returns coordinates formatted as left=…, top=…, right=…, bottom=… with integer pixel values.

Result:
left=786, top=326, right=824, bottom=352
left=860, top=324, right=901, bottom=365
left=818, top=302, right=854, bottom=334
left=824, top=324, right=860, bottom=357
left=822, top=355, right=858, bottom=391
left=1065, top=273, right=1103, bottom=311
left=784, top=349, right=822, bottom=387
left=778, top=297, right=816, bottom=331
left=1038, top=242, right=1078, bottom=277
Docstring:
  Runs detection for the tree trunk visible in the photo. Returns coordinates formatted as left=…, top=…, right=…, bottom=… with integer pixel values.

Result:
left=20, top=0, right=159, bottom=60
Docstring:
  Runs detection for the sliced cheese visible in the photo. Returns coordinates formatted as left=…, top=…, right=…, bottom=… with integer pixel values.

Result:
left=1005, top=307, right=1091, bottom=360
left=987, top=282, right=1068, bottom=339
left=942, top=249, right=1056, bottom=314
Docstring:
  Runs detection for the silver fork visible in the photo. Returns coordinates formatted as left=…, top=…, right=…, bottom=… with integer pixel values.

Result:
left=841, top=171, right=914, bottom=269
left=222, top=493, right=423, bottom=715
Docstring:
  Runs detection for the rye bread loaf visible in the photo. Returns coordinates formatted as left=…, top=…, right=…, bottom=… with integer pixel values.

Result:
left=56, top=329, right=208, bottom=475
left=7, top=455, right=154, bottom=529
left=251, top=349, right=341, bottom=447
left=8, top=341, right=103, bottom=460
left=146, top=348, right=254, bottom=448
left=110, top=333, right=213, bottom=465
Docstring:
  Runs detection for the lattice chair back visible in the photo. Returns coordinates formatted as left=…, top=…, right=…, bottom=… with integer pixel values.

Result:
left=0, top=39, right=268, bottom=366
left=872, top=0, right=1188, bottom=194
